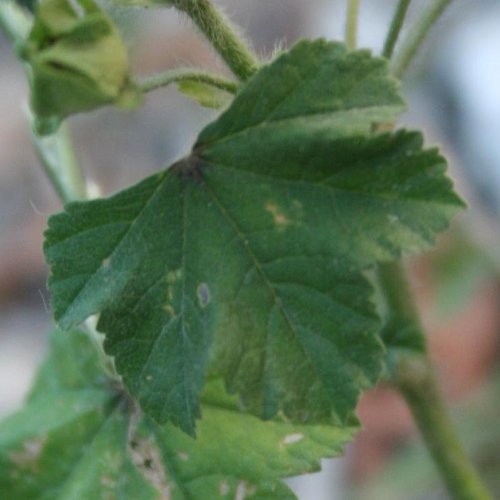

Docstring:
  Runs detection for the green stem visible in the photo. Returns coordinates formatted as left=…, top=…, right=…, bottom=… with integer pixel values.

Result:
left=345, top=0, right=361, bottom=51
left=378, top=262, right=491, bottom=499
left=398, top=358, right=492, bottom=500
left=137, top=67, right=238, bottom=94
left=31, top=118, right=87, bottom=203
left=377, top=261, right=420, bottom=324
left=172, top=0, right=259, bottom=81
left=1, top=2, right=86, bottom=204
left=391, top=0, right=454, bottom=78
left=382, top=0, right=412, bottom=59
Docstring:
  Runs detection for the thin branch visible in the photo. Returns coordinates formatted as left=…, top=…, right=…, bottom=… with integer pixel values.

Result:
left=136, top=67, right=238, bottom=94
left=31, top=115, right=87, bottom=203
left=378, top=261, right=492, bottom=499
left=391, top=0, right=454, bottom=78
left=382, top=0, right=412, bottom=59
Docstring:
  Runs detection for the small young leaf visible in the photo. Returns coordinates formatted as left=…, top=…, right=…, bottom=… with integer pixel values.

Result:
left=0, top=329, right=357, bottom=499
left=21, top=0, right=139, bottom=130
left=45, top=40, right=464, bottom=433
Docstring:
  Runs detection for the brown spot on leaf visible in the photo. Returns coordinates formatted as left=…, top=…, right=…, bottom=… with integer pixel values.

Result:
left=127, top=414, right=170, bottom=499
left=163, top=303, right=176, bottom=317
left=9, top=436, right=46, bottom=473
left=167, top=270, right=182, bottom=284
left=265, top=201, right=290, bottom=227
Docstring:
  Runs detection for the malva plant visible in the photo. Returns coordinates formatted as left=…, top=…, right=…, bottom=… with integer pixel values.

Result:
left=0, top=0, right=492, bottom=498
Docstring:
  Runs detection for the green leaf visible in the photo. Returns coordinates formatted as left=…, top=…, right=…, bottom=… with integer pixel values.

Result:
left=21, top=0, right=139, bottom=130
left=0, top=329, right=356, bottom=499
left=149, top=380, right=358, bottom=499
left=45, top=40, right=463, bottom=433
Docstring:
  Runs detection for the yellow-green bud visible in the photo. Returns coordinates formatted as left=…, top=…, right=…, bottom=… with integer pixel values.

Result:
left=22, top=0, right=139, bottom=132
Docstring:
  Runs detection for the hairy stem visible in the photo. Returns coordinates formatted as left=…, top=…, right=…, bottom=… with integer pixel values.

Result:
left=31, top=118, right=87, bottom=203
left=382, top=0, right=412, bottom=59
left=345, top=0, right=360, bottom=51
left=172, top=0, right=259, bottom=81
left=137, top=67, right=238, bottom=94
left=378, top=262, right=491, bottom=499
left=391, top=0, right=454, bottom=78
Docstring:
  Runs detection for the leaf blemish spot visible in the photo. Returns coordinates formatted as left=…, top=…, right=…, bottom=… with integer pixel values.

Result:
left=163, top=304, right=176, bottom=317
left=167, top=269, right=182, bottom=284
left=127, top=432, right=170, bottom=498
left=197, top=283, right=210, bottom=308
left=265, top=201, right=290, bottom=227
left=178, top=451, right=189, bottom=461
left=219, top=480, right=230, bottom=495
left=235, top=481, right=256, bottom=500
left=9, top=437, right=46, bottom=472
left=100, top=475, right=115, bottom=488
left=282, top=433, right=304, bottom=445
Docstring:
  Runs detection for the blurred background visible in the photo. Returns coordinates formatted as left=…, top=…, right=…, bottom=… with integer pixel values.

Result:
left=1, top=1, right=499, bottom=498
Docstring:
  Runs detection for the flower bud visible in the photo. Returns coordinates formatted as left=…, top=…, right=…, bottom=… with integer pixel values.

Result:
left=22, top=0, right=139, bottom=132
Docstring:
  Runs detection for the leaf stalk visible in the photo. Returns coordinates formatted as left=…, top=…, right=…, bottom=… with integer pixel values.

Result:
left=136, top=67, right=238, bottom=94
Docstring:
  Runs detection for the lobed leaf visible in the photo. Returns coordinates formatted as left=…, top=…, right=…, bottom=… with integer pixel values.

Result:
left=0, top=329, right=356, bottom=499
left=44, top=40, right=464, bottom=433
